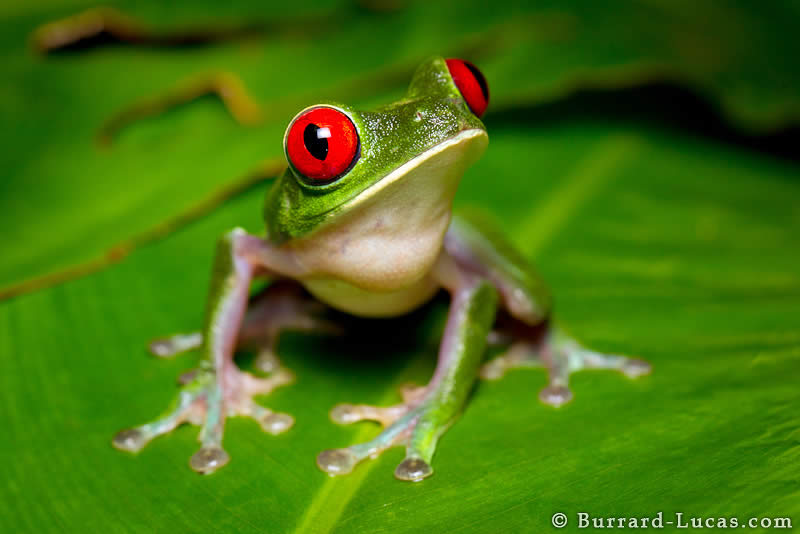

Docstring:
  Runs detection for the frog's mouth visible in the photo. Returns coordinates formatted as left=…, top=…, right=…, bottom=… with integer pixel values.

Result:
left=269, top=127, right=488, bottom=243
left=291, top=127, right=489, bottom=292
left=331, top=127, right=488, bottom=218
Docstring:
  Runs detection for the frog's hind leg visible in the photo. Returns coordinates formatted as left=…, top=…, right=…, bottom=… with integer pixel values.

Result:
left=148, top=332, right=203, bottom=358
left=239, top=280, right=343, bottom=373
left=447, top=210, right=651, bottom=407
left=481, top=318, right=652, bottom=407
left=148, top=280, right=340, bottom=374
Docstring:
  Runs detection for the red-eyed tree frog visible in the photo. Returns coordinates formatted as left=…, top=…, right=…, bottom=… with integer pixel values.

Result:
left=112, top=57, right=651, bottom=482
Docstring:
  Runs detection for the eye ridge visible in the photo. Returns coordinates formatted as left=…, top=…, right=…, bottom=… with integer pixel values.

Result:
left=303, top=123, right=329, bottom=161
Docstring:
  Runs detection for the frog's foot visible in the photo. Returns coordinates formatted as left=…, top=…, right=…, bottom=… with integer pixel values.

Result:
left=481, top=327, right=651, bottom=407
left=147, top=332, right=287, bottom=385
left=148, top=333, right=285, bottom=380
left=112, top=363, right=294, bottom=474
left=326, top=383, right=427, bottom=427
left=317, top=383, right=440, bottom=481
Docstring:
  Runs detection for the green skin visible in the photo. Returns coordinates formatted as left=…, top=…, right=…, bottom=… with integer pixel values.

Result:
left=112, top=57, right=651, bottom=481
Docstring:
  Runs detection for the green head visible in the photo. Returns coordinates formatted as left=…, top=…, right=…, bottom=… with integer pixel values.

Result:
left=264, top=56, right=490, bottom=242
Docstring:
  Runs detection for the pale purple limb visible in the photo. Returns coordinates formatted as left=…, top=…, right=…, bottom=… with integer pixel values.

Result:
left=113, top=228, right=306, bottom=474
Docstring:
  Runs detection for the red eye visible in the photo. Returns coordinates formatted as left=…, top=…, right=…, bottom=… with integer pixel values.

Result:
left=445, top=58, right=489, bottom=117
left=285, top=106, right=359, bottom=183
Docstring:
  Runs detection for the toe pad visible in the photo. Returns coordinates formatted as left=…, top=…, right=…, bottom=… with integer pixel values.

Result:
left=112, top=428, right=147, bottom=453
left=395, top=458, right=433, bottom=481
left=190, top=447, right=230, bottom=474
left=317, top=448, right=358, bottom=475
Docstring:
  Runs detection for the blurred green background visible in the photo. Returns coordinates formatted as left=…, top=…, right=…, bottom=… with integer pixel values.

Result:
left=2, top=1, right=799, bottom=533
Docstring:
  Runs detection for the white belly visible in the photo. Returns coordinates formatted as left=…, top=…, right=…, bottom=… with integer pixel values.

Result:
left=302, top=275, right=440, bottom=318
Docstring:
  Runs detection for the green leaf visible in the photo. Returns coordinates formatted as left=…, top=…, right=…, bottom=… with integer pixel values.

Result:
left=3, top=2, right=800, bottom=533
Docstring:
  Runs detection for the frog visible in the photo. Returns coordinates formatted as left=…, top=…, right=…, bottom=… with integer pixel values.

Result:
left=111, top=57, right=651, bottom=482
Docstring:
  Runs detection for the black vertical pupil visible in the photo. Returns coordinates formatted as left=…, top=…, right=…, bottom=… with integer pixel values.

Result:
left=304, top=123, right=328, bottom=160
left=464, top=61, right=489, bottom=101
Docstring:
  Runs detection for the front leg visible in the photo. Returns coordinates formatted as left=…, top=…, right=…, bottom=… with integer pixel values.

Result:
left=112, top=228, right=306, bottom=473
left=317, top=257, right=498, bottom=481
